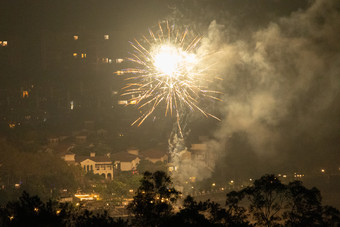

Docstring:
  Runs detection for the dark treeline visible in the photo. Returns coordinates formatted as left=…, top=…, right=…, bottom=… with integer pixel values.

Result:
left=1, top=171, right=340, bottom=227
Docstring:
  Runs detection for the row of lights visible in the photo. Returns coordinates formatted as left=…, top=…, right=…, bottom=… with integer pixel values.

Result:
left=73, top=35, right=109, bottom=40
left=0, top=41, right=8, bottom=46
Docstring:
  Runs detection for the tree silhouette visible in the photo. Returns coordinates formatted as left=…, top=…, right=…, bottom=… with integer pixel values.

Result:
left=226, top=175, right=340, bottom=227
left=241, top=175, right=287, bottom=226
left=127, top=171, right=179, bottom=227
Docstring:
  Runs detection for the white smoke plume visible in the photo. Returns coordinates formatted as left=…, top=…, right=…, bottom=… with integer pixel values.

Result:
left=170, top=0, right=340, bottom=181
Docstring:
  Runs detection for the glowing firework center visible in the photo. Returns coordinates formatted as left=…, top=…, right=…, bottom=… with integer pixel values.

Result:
left=152, top=44, right=197, bottom=81
left=120, top=22, right=221, bottom=132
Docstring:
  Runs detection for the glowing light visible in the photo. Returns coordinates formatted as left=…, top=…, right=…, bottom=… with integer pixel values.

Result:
left=119, top=21, right=221, bottom=134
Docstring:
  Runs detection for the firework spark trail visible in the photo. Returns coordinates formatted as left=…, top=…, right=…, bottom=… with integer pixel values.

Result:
left=118, top=21, right=222, bottom=136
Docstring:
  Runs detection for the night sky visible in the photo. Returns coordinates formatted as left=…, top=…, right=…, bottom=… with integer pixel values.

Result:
left=1, top=0, right=340, bottom=182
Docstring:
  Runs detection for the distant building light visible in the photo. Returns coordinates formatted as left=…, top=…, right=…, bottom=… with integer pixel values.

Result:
left=14, top=183, right=20, bottom=188
left=109, top=59, right=112, bottom=63
left=73, top=53, right=78, bottom=57
left=115, top=70, right=124, bottom=75
left=73, top=35, right=78, bottom=40
left=81, top=53, right=86, bottom=58
left=70, top=101, right=74, bottom=110
left=0, top=41, right=2, bottom=46
left=118, top=100, right=128, bottom=105
left=22, top=91, right=29, bottom=98
left=129, top=100, right=137, bottom=105
left=8, top=123, right=16, bottom=128
left=116, top=58, right=124, bottom=63
left=104, top=35, right=109, bottom=40
left=321, top=169, right=325, bottom=173
left=1, top=41, right=8, bottom=46
left=102, top=58, right=108, bottom=63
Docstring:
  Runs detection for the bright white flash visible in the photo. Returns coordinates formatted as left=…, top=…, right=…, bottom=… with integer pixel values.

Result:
left=153, top=45, right=181, bottom=76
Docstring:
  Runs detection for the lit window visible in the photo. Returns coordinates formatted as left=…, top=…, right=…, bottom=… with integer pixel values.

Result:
left=73, top=53, right=77, bottom=57
left=73, top=35, right=78, bottom=40
left=9, top=123, right=16, bottom=128
left=102, top=58, right=108, bottom=63
left=104, top=35, right=109, bottom=40
left=0, top=41, right=2, bottom=45
left=116, top=58, right=124, bottom=63
left=2, top=41, right=7, bottom=46
left=23, top=91, right=29, bottom=98
left=115, top=70, right=124, bottom=75
left=109, top=59, right=112, bottom=63
left=81, top=53, right=86, bottom=58
left=118, top=100, right=128, bottom=105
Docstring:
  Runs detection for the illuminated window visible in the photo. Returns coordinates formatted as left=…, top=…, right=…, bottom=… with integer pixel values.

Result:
left=22, top=91, right=29, bottom=98
left=1, top=41, right=7, bottom=46
left=116, top=58, right=124, bottom=63
left=118, top=100, right=128, bottom=105
left=9, top=123, right=16, bottom=128
left=129, top=100, right=137, bottom=105
left=0, top=41, right=2, bottom=45
left=81, top=53, right=87, bottom=58
left=73, top=35, right=78, bottom=40
left=102, top=58, right=108, bottom=63
left=104, top=35, right=109, bottom=40
left=108, top=59, right=112, bottom=63
left=73, top=53, right=77, bottom=57
left=115, top=70, right=124, bottom=75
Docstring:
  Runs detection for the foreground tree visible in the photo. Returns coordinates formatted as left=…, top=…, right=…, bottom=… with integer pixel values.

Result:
left=226, top=175, right=340, bottom=227
left=244, top=175, right=287, bottom=226
left=0, top=191, right=127, bottom=227
left=127, top=171, right=179, bottom=227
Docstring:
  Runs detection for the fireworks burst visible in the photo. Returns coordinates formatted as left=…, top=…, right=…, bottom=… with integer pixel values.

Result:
left=118, top=21, right=221, bottom=136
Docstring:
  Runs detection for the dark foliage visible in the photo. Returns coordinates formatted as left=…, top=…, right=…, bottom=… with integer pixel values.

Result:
left=0, top=191, right=127, bottom=227
left=127, top=171, right=179, bottom=227
left=1, top=173, right=339, bottom=227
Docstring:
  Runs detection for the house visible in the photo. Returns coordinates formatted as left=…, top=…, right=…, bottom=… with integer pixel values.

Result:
left=65, top=152, right=114, bottom=180
left=190, top=143, right=216, bottom=171
left=140, top=148, right=168, bottom=164
left=110, top=152, right=140, bottom=172
left=48, top=137, right=59, bottom=144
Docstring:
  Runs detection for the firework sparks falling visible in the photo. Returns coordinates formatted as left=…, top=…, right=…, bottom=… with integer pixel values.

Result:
left=118, top=22, right=221, bottom=135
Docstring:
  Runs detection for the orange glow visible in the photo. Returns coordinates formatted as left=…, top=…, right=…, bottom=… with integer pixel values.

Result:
left=73, top=35, right=78, bottom=40
left=22, top=91, right=28, bottom=98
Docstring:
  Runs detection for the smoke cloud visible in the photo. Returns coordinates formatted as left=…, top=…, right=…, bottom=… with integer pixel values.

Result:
left=171, top=0, right=340, bottom=181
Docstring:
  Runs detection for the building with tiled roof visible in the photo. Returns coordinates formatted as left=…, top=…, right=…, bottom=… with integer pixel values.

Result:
left=140, top=148, right=168, bottom=164
left=110, top=151, right=140, bottom=172
left=64, top=152, right=113, bottom=180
